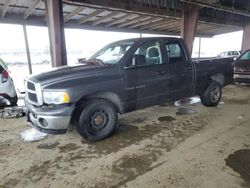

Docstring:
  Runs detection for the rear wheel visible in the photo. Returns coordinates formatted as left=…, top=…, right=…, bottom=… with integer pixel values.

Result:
left=76, top=99, right=117, bottom=141
left=200, top=81, right=222, bottom=107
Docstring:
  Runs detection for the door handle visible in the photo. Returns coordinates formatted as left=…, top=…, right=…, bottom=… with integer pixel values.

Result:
left=184, top=67, right=192, bottom=71
left=158, top=71, right=166, bottom=75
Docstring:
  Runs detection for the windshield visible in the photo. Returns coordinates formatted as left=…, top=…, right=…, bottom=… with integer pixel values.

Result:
left=88, top=41, right=135, bottom=64
left=240, top=50, right=250, bottom=61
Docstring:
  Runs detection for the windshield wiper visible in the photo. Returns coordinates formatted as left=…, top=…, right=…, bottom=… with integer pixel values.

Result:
left=79, top=58, right=105, bottom=66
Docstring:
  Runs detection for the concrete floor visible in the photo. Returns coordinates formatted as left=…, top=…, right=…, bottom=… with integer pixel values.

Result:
left=0, top=85, right=250, bottom=188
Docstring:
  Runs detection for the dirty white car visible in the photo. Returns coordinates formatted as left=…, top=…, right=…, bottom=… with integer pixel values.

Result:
left=0, top=59, right=17, bottom=106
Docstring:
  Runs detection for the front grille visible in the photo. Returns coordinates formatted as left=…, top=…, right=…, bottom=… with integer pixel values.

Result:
left=28, top=93, right=38, bottom=103
left=25, top=80, right=41, bottom=105
left=27, top=82, right=35, bottom=90
left=235, top=67, right=250, bottom=73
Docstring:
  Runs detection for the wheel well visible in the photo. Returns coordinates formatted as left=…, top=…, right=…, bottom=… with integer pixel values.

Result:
left=76, top=92, right=123, bottom=113
left=210, top=73, right=225, bottom=86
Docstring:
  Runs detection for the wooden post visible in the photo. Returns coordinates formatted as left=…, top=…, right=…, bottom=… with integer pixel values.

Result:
left=181, top=3, right=200, bottom=54
left=23, top=24, right=32, bottom=74
left=45, top=0, right=67, bottom=67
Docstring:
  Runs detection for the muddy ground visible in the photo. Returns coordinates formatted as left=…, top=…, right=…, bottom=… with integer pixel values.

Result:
left=0, top=84, right=250, bottom=188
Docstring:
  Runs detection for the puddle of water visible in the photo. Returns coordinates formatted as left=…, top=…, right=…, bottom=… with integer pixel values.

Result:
left=225, top=149, right=250, bottom=185
left=158, top=116, right=176, bottom=122
left=20, top=128, right=47, bottom=142
left=176, top=108, right=197, bottom=115
left=174, top=97, right=201, bottom=107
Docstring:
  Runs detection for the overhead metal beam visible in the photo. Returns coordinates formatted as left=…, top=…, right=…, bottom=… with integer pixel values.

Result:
left=128, top=18, right=163, bottom=29
left=64, top=6, right=86, bottom=22
left=64, top=0, right=181, bottom=19
left=78, top=9, right=103, bottom=24
left=117, top=16, right=152, bottom=28
left=23, top=0, right=42, bottom=20
left=141, top=19, right=176, bottom=30
left=105, top=14, right=138, bottom=27
left=181, top=0, right=250, bottom=18
left=151, top=22, right=179, bottom=30
left=92, top=11, right=121, bottom=26
left=1, top=0, right=11, bottom=18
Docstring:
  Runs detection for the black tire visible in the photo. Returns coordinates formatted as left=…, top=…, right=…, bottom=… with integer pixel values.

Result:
left=200, top=81, right=222, bottom=107
left=10, top=96, right=18, bottom=106
left=76, top=99, right=117, bottom=141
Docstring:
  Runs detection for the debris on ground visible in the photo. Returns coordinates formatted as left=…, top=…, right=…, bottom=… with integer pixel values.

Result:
left=20, top=128, right=47, bottom=142
left=174, top=97, right=201, bottom=107
left=37, top=141, right=60, bottom=149
left=0, top=106, right=26, bottom=119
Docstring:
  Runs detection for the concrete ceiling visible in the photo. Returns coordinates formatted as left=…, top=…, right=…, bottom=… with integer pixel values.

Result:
left=0, top=0, right=249, bottom=37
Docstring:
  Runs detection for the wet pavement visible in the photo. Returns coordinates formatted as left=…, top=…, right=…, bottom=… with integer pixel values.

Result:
left=225, top=149, right=250, bottom=186
left=0, top=85, right=250, bottom=188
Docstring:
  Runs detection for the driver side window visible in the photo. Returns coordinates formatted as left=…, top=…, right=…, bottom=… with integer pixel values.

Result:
left=127, top=41, right=162, bottom=67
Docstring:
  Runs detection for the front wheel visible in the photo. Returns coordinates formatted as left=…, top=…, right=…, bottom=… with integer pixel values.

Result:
left=76, top=99, right=117, bottom=141
left=200, top=81, right=222, bottom=107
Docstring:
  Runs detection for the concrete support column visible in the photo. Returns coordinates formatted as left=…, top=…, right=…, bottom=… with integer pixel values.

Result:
left=181, top=4, right=200, bottom=54
left=45, top=0, right=67, bottom=67
left=241, top=22, right=250, bottom=53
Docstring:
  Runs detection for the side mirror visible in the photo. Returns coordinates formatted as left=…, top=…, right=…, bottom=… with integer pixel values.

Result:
left=78, top=58, right=86, bottom=64
left=132, top=54, right=146, bottom=66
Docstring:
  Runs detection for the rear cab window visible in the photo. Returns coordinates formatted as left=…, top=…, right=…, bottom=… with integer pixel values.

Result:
left=164, top=40, right=187, bottom=63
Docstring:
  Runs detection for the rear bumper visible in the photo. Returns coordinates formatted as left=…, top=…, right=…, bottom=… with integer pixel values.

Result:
left=25, top=100, right=75, bottom=134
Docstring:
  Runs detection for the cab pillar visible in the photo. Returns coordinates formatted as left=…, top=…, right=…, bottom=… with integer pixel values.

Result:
left=45, top=0, right=67, bottom=67
left=181, top=4, right=200, bottom=55
left=241, top=22, right=250, bottom=53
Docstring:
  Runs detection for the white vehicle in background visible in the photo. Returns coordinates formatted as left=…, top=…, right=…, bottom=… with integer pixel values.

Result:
left=0, top=58, right=17, bottom=107
left=217, top=51, right=241, bottom=58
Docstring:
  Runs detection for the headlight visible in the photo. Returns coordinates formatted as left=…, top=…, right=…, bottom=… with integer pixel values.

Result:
left=43, top=91, right=70, bottom=104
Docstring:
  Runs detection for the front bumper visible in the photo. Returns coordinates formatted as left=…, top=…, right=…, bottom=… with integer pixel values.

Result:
left=25, top=100, right=75, bottom=134
left=234, top=74, right=250, bottom=83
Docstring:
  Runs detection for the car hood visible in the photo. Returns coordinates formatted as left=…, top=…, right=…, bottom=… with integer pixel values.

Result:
left=28, top=64, right=109, bottom=86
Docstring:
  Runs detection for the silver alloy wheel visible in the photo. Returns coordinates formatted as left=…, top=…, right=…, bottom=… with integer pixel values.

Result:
left=210, top=86, right=221, bottom=103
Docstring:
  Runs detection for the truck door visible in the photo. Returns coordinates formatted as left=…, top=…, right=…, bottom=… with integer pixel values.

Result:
left=122, top=40, right=168, bottom=111
left=164, top=40, right=194, bottom=100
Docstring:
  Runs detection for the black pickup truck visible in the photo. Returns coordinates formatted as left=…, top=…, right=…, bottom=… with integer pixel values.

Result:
left=25, top=37, right=233, bottom=141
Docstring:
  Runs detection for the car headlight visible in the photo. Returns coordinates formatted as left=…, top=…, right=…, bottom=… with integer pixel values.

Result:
left=43, top=91, right=70, bottom=104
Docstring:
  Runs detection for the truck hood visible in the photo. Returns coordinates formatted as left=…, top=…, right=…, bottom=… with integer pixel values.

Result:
left=29, top=64, right=109, bottom=86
